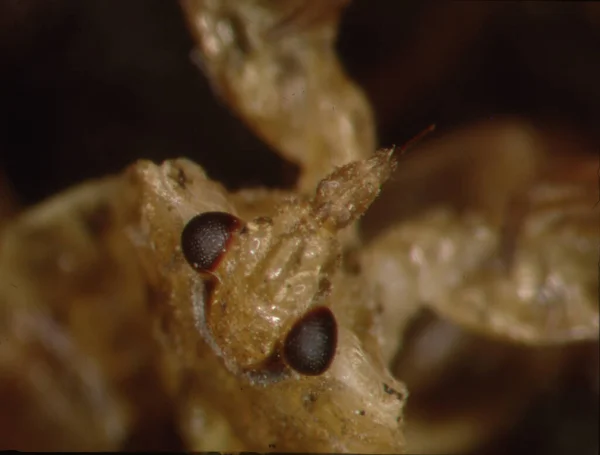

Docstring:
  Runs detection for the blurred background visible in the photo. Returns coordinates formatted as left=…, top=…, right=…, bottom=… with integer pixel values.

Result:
left=0, top=1, right=598, bottom=453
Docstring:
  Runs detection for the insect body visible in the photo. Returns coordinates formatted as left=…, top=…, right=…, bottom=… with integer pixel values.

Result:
left=181, top=150, right=395, bottom=384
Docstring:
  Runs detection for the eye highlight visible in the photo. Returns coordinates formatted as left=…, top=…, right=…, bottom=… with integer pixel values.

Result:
left=181, top=212, right=242, bottom=271
left=283, top=306, right=337, bottom=376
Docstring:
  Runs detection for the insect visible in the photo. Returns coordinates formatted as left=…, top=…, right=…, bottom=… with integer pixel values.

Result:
left=1, top=0, right=596, bottom=451
left=180, top=150, right=395, bottom=384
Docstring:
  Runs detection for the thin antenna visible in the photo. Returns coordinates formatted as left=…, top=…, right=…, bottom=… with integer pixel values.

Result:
left=394, top=124, right=436, bottom=157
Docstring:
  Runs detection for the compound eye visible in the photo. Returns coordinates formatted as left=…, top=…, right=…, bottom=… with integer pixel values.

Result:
left=283, top=307, right=337, bottom=376
left=181, top=212, right=242, bottom=271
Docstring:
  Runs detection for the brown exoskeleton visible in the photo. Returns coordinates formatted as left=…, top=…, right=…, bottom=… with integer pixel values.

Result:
left=180, top=150, right=395, bottom=384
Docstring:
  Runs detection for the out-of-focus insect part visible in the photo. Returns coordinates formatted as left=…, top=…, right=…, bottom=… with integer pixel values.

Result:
left=283, top=306, right=338, bottom=375
left=186, top=150, right=395, bottom=384
left=0, top=177, right=176, bottom=451
left=355, top=121, right=599, bottom=453
left=360, top=122, right=599, bottom=362
left=180, top=0, right=375, bottom=193
left=180, top=211, right=243, bottom=272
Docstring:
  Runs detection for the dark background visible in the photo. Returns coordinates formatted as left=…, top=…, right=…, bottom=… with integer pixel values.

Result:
left=1, top=1, right=598, bottom=453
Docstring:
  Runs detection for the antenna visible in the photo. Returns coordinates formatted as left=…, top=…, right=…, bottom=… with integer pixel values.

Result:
left=393, top=124, right=436, bottom=157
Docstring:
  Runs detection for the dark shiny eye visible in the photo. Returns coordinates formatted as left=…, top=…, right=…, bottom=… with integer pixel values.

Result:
left=283, top=306, right=337, bottom=376
left=181, top=212, right=242, bottom=271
